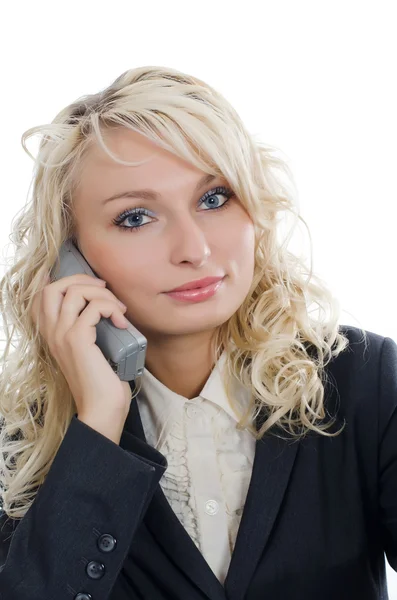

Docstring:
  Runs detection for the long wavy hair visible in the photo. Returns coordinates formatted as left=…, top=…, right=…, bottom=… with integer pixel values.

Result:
left=0, top=65, right=366, bottom=521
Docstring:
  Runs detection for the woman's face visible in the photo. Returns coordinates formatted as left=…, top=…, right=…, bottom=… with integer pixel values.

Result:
left=73, top=127, right=255, bottom=340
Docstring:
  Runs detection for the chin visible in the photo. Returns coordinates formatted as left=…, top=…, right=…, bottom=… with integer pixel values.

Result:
left=155, top=309, right=235, bottom=336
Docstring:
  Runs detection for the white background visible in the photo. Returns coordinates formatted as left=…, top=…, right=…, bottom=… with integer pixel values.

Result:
left=0, top=0, right=396, bottom=595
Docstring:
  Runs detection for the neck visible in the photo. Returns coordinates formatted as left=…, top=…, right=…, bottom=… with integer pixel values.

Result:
left=143, top=330, right=221, bottom=399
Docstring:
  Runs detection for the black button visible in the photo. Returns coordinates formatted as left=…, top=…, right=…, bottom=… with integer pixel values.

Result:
left=97, top=533, right=117, bottom=553
left=86, top=560, right=105, bottom=579
left=74, top=594, right=92, bottom=600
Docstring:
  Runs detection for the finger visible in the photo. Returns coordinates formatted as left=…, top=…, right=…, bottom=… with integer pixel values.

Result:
left=54, top=274, right=106, bottom=293
left=64, top=299, right=128, bottom=346
left=44, top=277, right=106, bottom=331
left=53, top=285, right=126, bottom=342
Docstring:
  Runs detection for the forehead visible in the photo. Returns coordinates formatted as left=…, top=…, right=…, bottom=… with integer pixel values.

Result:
left=89, top=127, right=161, bottom=164
left=75, top=127, right=209, bottom=202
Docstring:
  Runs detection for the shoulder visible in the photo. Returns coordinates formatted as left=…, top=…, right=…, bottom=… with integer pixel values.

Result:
left=338, top=323, right=386, bottom=360
left=330, top=323, right=394, bottom=376
left=326, top=324, right=397, bottom=434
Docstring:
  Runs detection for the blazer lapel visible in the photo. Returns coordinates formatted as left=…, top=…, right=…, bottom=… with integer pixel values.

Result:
left=122, top=389, right=227, bottom=600
left=224, top=415, right=300, bottom=600
left=122, top=384, right=299, bottom=600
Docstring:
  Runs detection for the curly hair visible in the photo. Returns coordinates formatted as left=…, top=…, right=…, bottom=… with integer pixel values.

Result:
left=0, top=65, right=367, bottom=521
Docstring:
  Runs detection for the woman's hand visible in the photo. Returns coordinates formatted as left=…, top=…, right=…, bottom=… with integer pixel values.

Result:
left=30, top=273, right=133, bottom=443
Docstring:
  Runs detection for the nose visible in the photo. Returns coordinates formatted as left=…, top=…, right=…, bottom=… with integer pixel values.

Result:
left=168, top=213, right=211, bottom=267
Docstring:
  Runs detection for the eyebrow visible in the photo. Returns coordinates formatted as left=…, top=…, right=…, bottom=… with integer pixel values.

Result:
left=101, top=173, right=218, bottom=206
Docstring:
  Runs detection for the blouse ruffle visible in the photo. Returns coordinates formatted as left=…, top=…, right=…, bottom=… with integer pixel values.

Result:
left=158, top=416, right=201, bottom=549
left=158, top=403, right=254, bottom=554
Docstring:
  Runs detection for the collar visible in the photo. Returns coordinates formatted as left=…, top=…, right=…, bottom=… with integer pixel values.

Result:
left=136, top=351, right=252, bottom=449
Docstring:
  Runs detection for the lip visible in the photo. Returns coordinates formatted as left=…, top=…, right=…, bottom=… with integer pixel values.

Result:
left=164, top=277, right=225, bottom=303
left=166, top=276, right=225, bottom=293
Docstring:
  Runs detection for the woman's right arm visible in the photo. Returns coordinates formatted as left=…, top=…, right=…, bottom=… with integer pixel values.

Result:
left=0, top=272, right=168, bottom=598
left=0, top=412, right=167, bottom=599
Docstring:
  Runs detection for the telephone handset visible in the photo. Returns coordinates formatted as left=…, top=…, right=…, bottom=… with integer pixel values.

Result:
left=49, top=238, right=147, bottom=381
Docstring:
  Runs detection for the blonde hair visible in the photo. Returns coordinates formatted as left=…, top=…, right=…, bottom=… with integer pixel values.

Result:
left=0, top=65, right=366, bottom=522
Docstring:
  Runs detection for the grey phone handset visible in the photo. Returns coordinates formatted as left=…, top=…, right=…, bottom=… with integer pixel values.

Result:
left=49, top=238, right=147, bottom=381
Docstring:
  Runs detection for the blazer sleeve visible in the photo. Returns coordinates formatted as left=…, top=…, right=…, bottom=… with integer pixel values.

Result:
left=0, top=414, right=168, bottom=599
left=378, top=335, right=397, bottom=572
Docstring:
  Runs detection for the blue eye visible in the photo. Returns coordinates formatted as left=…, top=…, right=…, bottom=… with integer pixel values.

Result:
left=112, top=185, right=235, bottom=233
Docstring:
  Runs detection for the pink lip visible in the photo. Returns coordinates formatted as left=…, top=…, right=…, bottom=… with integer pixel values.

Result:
left=164, top=277, right=225, bottom=303
left=166, top=276, right=224, bottom=293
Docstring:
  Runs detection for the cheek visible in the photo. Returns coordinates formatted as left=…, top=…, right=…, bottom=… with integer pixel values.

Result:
left=227, top=220, right=256, bottom=268
left=113, top=243, right=159, bottom=280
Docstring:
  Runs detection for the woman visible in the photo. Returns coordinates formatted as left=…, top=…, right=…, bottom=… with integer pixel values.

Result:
left=0, top=65, right=396, bottom=600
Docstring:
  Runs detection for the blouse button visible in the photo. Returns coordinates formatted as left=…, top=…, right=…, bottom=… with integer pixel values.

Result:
left=186, top=404, right=204, bottom=419
left=205, top=500, right=219, bottom=515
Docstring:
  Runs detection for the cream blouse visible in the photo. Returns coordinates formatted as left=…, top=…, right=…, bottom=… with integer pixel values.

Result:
left=136, top=351, right=256, bottom=584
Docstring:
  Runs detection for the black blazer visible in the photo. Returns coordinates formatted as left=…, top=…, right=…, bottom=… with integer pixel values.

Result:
left=0, top=324, right=396, bottom=600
